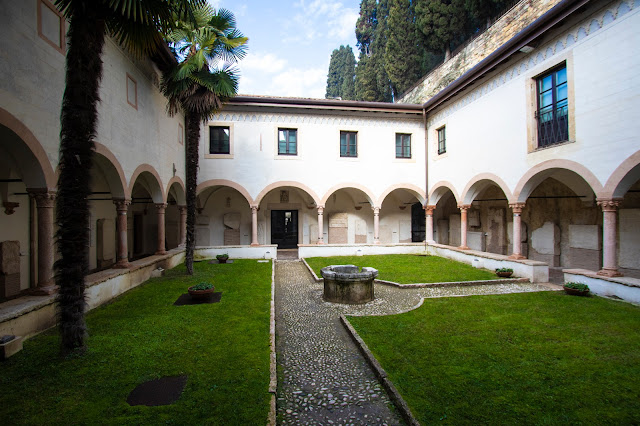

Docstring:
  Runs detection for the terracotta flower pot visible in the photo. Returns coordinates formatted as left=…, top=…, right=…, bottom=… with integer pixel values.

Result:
left=188, top=286, right=215, bottom=300
left=563, top=286, right=590, bottom=296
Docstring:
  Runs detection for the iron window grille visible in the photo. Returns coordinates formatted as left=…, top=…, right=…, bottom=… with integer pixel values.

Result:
left=340, top=131, right=357, bottom=157
left=437, top=126, right=446, bottom=155
left=396, top=133, right=411, bottom=158
left=536, top=64, right=568, bottom=147
left=209, top=126, right=230, bottom=154
left=278, top=128, right=297, bottom=155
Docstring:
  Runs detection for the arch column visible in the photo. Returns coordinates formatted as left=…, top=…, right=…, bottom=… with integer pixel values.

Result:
left=28, top=189, right=57, bottom=295
left=155, top=203, right=167, bottom=255
left=113, top=199, right=131, bottom=268
left=373, top=207, right=380, bottom=244
left=458, top=204, right=471, bottom=250
left=425, top=205, right=436, bottom=243
left=178, top=205, right=187, bottom=247
left=317, top=206, right=325, bottom=244
left=597, top=199, right=623, bottom=277
left=508, top=203, right=527, bottom=259
left=251, top=205, right=259, bottom=246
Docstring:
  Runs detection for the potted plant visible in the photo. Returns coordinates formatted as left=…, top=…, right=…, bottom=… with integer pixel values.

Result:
left=563, top=282, right=590, bottom=296
left=216, top=253, right=229, bottom=264
left=495, top=267, right=513, bottom=278
left=188, top=282, right=215, bottom=300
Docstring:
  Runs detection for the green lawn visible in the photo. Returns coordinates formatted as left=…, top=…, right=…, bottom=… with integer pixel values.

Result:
left=305, top=254, right=496, bottom=284
left=0, top=260, right=272, bottom=425
left=348, top=291, right=640, bottom=425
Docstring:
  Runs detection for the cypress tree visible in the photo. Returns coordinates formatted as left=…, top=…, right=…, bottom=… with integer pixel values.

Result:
left=325, top=45, right=356, bottom=100
left=415, top=0, right=467, bottom=60
left=384, top=0, right=423, bottom=96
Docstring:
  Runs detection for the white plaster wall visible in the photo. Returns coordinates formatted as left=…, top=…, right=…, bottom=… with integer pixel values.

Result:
left=427, top=2, right=640, bottom=199
left=199, top=110, right=426, bottom=205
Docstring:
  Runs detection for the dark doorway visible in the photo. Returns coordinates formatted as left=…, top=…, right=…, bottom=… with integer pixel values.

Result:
left=271, top=210, right=298, bottom=249
left=133, top=213, right=144, bottom=255
left=411, top=202, right=426, bottom=242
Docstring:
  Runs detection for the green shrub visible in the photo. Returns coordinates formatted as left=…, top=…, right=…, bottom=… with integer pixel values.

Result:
left=495, top=268, right=513, bottom=273
left=564, top=282, right=589, bottom=291
left=191, top=282, right=214, bottom=290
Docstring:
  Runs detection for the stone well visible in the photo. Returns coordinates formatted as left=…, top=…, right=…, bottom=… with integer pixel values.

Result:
left=320, top=265, right=378, bottom=304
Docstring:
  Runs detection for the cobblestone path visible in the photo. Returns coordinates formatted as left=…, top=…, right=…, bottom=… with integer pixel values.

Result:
left=274, top=260, right=555, bottom=425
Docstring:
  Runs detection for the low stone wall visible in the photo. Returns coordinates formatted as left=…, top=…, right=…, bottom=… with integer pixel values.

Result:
left=564, top=269, right=640, bottom=304
left=298, top=243, right=427, bottom=258
left=195, top=245, right=278, bottom=260
left=426, top=243, right=549, bottom=282
left=0, top=249, right=186, bottom=339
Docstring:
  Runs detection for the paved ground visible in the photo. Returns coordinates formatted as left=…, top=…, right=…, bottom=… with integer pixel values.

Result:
left=274, top=260, right=556, bottom=425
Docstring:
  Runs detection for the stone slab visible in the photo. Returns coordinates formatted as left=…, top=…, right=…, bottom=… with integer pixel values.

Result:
left=0, top=241, right=20, bottom=275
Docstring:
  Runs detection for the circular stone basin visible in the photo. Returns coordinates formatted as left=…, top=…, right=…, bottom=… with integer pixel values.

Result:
left=320, top=265, right=378, bottom=304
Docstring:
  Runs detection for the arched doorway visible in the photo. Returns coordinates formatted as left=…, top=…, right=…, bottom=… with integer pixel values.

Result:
left=196, top=184, right=252, bottom=247
left=379, top=187, right=426, bottom=243
left=128, top=168, right=164, bottom=259
left=322, top=186, right=376, bottom=244
left=428, top=185, right=459, bottom=246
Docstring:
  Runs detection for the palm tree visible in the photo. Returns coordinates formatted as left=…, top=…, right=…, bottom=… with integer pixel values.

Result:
left=162, top=5, right=248, bottom=275
left=53, top=0, right=202, bottom=354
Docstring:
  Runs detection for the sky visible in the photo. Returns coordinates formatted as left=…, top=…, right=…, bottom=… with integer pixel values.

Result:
left=209, top=0, right=360, bottom=99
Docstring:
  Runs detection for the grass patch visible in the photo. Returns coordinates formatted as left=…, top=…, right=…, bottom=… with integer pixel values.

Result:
left=0, top=260, right=272, bottom=425
left=304, top=254, right=496, bottom=284
left=348, top=292, right=640, bottom=424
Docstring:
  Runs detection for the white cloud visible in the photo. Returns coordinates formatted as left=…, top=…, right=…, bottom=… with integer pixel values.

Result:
left=287, top=0, right=358, bottom=44
left=240, top=52, right=287, bottom=74
left=239, top=65, right=327, bottom=98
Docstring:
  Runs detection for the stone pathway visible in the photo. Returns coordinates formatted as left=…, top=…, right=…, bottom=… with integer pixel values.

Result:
left=274, top=260, right=556, bottom=425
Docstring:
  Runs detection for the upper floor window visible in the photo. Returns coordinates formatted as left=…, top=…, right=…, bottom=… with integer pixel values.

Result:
left=340, top=131, right=357, bottom=157
left=210, top=126, right=230, bottom=154
left=437, top=126, right=446, bottom=155
left=536, top=64, right=568, bottom=147
left=396, top=133, right=411, bottom=158
left=278, top=128, right=297, bottom=155
left=38, top=0, right=65, bottom=54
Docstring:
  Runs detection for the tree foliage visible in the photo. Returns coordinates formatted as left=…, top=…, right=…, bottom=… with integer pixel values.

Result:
left=384, top=0, right=423, bottom=96
left=325, top=45, right=356, bottom=100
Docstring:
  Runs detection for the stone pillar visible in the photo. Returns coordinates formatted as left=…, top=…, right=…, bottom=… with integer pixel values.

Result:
left=178, top=205, right=187, bottom=247
left=458, top=204, right=471, bottom=250
left=155, top=203, right=167, bottom=255
left=113, top=199, right=131, bottom=268
left=425, top=205, right=436, bottom=243
left=251, top=205, right=259, bottom=246
left=30, top=190, right=57, bottom=295
left=508, top=202, right=526, bottom=259
left=317, top=206, right=325, bottom=244
left=373, top=207, right=380, bottom=244
left=597, top=199, right=623, bottom=277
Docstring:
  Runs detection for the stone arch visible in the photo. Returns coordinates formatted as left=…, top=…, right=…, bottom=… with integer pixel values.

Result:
left=514, top=159, right=603, bottom=203
left=461, top=173, right=514, bottom=205
left=378, top=183, right=427, bottom=206
left=93, top=142, right=127, bottom=199
left=602, top=150, right=640, bottom=199
left=428, top=181, right=460, bottom=205
left=166, top=176, right=186, bottom=205
left=197, top=179, right=253, bottom=206
left=0, top=107, right=55, bottom=188
left=128, top=164, right=165, bottom=203
left=257, top=181, right=320, bottom=207
left=321, top=183, right=376, bottom=207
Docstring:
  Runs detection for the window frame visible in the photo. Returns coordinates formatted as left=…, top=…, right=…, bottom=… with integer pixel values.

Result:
left=209, top=125, right=231, bottom=155
left=126, top=73, right=138, bottom=110
left=395, top=133, right=412, bottom=159
left=437, top=126, right=446, bottom=155
left=340, top=131, right=358, bottom=158
left=37, top=0, right=65, bottom=54
left=277, top=128, right=298, bottom=156
left=535, top=63, right=569, bottom=148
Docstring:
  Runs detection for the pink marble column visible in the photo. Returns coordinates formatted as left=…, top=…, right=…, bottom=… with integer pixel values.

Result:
left=373, top=207, right=380, bottom=244
left=597, top=199, right=623, bottom=277
left=425, top=205, right=436, bottom=243
left=458, top=204, right=471, bottom=250
left=155, top=203, right=167, bottom=255
left=508, top=202, right=526, bottom=259
left=251, top=206, right=259, bottom=246
left=178, top=205, right=187, bottom=247
left=317, top=206, right=325, bottom=244
left=29, top=190, right=57, bottom=295
left=113, top=199, right=131, bottom=268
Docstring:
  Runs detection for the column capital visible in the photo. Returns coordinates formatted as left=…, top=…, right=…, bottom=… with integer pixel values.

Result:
left=177, top=204, right=187, bottom=213
left=28, top=189, right=56, bottom=208
left=113, top=198, right=131, bottom=212
left=155, top=203, right=168, bottom=210
left=317, top=205, right=325, bottom=214
left=424, top=205, right=436, bottom=215
left=372, top=206, right=380, bottom=214
left=458, top=204, right=471, bottom=211
left=509, top=202, right=526, bottom=214
left=251, top=205, right=259, bottom=213
left=596, top=199, right=622, bottom=211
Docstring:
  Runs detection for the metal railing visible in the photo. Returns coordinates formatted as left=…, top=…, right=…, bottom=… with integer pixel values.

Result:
left=537, top=105, right=569, bottom=147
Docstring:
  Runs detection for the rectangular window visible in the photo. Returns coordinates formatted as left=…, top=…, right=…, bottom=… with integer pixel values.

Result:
left=209, top=126, right=230, bottom=154
left=340, top=131, right=357, bottom=157
left=126, top=73, right=137, bottom=109
left=395, top=133, right=411, bottom=158
left=38, top=0, right=65, bottom=54
left=278, top=128, right=297, bottom=155
left=536, top=64, right=568, bottom=147
left=437, top=126, right=446, bottom=155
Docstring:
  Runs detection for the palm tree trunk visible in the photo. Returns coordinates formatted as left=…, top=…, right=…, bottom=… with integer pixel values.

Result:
left=56, top=7, right=106, bottom=354
left=184, top=110, right=200, bottom=275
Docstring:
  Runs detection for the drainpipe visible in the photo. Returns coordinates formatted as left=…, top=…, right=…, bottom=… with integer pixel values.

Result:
left=423, top=108, right=429, bottom=249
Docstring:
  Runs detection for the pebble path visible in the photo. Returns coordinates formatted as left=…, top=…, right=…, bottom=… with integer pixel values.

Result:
left=274, top=259, right=556, bottom=425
